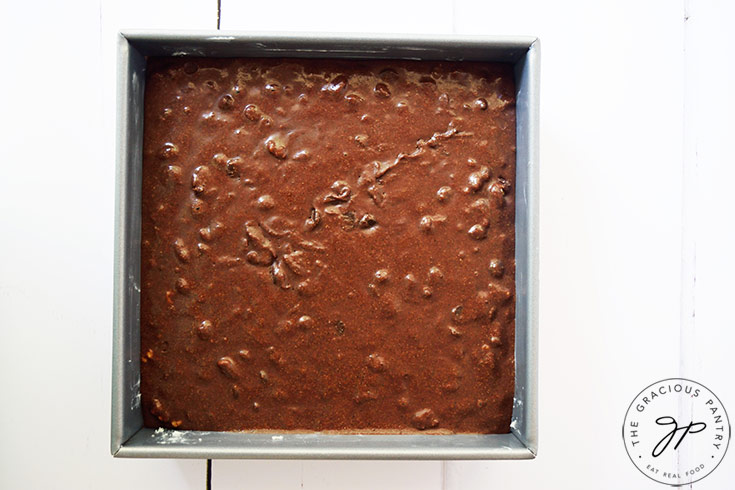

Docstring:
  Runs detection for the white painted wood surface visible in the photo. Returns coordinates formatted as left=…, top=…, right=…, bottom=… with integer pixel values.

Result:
left=0, top=0, right=731, bottom=488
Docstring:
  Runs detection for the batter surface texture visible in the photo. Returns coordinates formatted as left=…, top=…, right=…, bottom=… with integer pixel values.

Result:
left=140, top=57, right=516, bottom=433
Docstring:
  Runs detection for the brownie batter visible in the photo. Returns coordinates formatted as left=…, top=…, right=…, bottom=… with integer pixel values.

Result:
left=140, top=57, right=516, bottom=433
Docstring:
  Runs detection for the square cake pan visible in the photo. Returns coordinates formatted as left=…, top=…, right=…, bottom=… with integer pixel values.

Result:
left=112, top=31, right=539, bottom=459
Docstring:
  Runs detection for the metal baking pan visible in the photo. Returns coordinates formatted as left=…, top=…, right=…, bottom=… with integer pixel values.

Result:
left=112, top=31, right=539, bottom=459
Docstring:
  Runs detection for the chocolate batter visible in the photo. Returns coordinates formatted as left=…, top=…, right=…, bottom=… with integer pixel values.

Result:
left=140, top=57, right=516, bottom=433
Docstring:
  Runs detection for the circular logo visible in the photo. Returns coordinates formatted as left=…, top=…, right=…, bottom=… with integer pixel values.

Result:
left=622, top=378, right=730, bottom=486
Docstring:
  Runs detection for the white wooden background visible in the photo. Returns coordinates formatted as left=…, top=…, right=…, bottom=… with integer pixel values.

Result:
left=0, top=0, right=733, bottom=488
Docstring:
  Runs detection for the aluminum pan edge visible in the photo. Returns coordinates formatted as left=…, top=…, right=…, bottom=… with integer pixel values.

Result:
left=120, top=30, right=537, bottom=62
left=112, top=33, right=145, bottom=456
left=115, top=428, right=533, bottom=460
left=511, top=38, right=540, bottom=457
